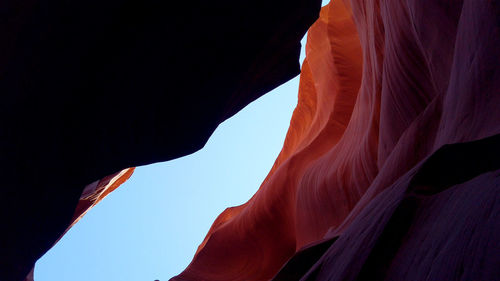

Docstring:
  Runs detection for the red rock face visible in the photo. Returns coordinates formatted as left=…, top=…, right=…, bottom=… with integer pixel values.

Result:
left=174, top=0, right=500, bottom=280
left=64, top=168, right=135, bottom=239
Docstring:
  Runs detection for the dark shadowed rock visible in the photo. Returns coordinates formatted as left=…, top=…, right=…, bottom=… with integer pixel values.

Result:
left=0, top=0, right=321, bottom=280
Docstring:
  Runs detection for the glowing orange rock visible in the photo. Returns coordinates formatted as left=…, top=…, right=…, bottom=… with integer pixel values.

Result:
left=173, top=1, right=364, bottom=280
left=65, top=168, right=135, bottom=236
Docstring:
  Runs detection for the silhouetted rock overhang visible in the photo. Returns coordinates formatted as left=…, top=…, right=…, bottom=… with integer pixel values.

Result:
left=0, top=0, right=321, bottom=279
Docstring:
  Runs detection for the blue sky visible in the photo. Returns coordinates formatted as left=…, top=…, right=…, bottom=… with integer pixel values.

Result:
left=35, top=63, right=301, bottom=281
left=34, top=1, right=330, bottom=277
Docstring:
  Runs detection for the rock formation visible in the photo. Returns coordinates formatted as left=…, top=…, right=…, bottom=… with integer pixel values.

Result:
left=173, top=0, right=500, bottom=280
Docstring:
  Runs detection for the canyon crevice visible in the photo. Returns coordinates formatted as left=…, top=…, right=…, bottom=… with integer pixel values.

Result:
left=2, top=0, right=499, bottom=280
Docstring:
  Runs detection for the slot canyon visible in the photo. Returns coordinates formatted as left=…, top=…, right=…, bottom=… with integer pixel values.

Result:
left=1, top=0, right=499, bottom=280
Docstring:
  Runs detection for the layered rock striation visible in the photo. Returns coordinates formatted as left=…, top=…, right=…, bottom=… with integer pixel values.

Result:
left=174, top=0, right=500, bottom=280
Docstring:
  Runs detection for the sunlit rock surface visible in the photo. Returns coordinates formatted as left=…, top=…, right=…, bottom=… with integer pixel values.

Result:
left=174, top=1, right=500, bottom=280
left=22, top=168, right=134, bottom=281
left=65, top=168, right=135, bottom=238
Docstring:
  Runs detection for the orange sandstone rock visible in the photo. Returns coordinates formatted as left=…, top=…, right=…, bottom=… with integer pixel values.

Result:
left=174, top=0, right=500, bottom=280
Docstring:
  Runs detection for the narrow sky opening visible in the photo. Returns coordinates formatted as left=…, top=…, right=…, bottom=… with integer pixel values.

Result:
left=34, top=0, right=331, bottom=277
left=35, top=62, right=300, bottom=281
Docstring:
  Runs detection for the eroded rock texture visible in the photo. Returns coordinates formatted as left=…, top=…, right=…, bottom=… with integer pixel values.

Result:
left=173, top=0, right=500, bottom=280
left=1, top=0, right=321, bottom=280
